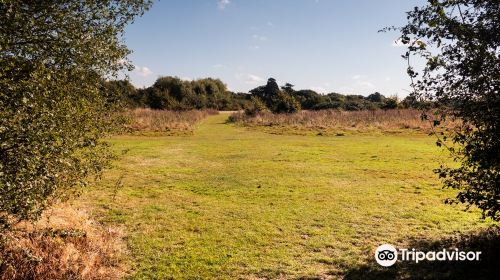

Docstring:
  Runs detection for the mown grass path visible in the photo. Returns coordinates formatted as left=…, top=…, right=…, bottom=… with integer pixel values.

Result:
left=83, top=113, right=491, bottom=279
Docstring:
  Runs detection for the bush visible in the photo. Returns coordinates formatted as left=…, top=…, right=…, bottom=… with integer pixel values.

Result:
left=244, top=96, right=269, bottom=116
left=381, top=98, right=399, bottom=110
left=0, top=1, right=151, bottom=228
left=273, top=91, right=301, bottom=113
left=397, top=0, right=500, bottom=220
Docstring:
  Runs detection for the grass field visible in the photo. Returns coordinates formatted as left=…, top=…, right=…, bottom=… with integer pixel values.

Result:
left=80, top=113, right=494, bottom=279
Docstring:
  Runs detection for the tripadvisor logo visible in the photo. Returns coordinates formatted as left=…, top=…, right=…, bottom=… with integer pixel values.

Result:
left=375, top=244, right=398, bottom=267
left=375, top=244, right=482, bottom=267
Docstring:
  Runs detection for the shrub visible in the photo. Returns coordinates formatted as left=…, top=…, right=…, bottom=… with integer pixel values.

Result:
left=0, top=1, right=151, bottom=228
left=273, top=91, right=301, bottom=113
left=381, top=98, right=399, bottom=110
left=244, top=96, right=269, bottom=116
left=396, top=0, right=500, bottom=219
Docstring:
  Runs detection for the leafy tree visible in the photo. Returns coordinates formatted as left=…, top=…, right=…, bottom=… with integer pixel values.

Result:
left=101, top=79, right=139, bottom=108
left=0, top=1, right=151, bottom=227
left=250, top=78, right=281, bottom=109
left=397, top=0, right=499, bottom=220
left=274, top=91, right=301, bottom=113
left=249, top=78, right=301, bottom=113
left=343, top=95, right=368, bottom=111
left=232, top=92, right=252, bottom=110
left=381, top=97, right=399, bottom=110
left=312, top=101, right=343, bottom=110
left=281, top=83, right=295, bottom=94
left=143, top=76, right=234, bottom=110
left=366, top=92, right=385, bottom=103
left=153, top=76, right=194, bottom=105
left=401, top=95, right=419, bottom=109
left=244, top=96, right=269, bottom=116
left=292, top=90, right=325, bottom=110
left=147, top=87, right=181, bottom=110
left=193, top=78, right=231, bottom=109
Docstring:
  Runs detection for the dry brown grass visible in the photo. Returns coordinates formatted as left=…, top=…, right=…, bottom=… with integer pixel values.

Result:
left=0, top=203, right=127, bottom=280
left=230, top=109, right=457, bottom=134
left=123, top=108, right=218, bottom=134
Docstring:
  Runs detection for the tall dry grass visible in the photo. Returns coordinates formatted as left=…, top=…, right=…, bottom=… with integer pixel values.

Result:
left=123, top=108, right=218, bottom=134
left=0, top=203, right=127, bottom=280
left=230, top=109, right=456, bottom=134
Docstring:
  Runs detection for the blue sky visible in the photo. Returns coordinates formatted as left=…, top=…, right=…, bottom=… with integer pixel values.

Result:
left=123, top=0, right=425, bottom=97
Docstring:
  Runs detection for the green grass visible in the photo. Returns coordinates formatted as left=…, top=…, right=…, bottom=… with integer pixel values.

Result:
left=81, top=113, right=494, bottom=279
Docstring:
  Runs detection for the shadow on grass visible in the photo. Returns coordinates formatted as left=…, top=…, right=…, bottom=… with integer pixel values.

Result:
left=344, top=226, right=500, bottom=280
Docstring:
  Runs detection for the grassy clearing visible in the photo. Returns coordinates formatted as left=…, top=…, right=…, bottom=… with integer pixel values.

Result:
left=229, top=109, right=457, bottom=136
left=80, top=113, right=494, bottom=279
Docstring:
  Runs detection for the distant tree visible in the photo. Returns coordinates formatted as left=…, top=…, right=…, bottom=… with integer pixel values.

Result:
left=232, top=92, right=251, bottom=110
left=292, top=90, right=324, bottom=110
left=325, top=93, right=346, bottom=109
left=153, top=76, right=194, bottom=105
left=343, top=95, right=368, bottom=111
left=381, top=99, right=398, bottom=110
left=281, top=83, right=295, bottom=94
left=244, top=96, right=269, bottom=116
left=381, top=97, right=399, bottom=110
left=401, top=94, right=432, bottom=109
left=312, top=101, right=343, bottom=110
left=396, top=0, right=500, bottom=220
left=250, top=78, right=301, bottom=113
left=401, top=95, right=419, bottom=109
left=0, top=1, right=151, bottom=227
left=101, top=79, right=139, bottom=108
left=366, top=92, right=385, bottom=103
left=192, top=78, right=227, bottom=109
left=274, top=91, right=301, bottom=113
left=265, top=78, right=281, bottom=98
left=137, top=76, right=240, bottom=110
left=250, top=78, right=281, bottom=108
left=147, top=87, right=180, bottom=110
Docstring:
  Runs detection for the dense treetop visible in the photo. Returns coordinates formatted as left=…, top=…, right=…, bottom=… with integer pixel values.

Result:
left=109, top=76, right=408, bottom=112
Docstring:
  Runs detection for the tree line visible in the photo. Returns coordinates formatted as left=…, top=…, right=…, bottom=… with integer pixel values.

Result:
left=103, top=76, right=423, bottom=113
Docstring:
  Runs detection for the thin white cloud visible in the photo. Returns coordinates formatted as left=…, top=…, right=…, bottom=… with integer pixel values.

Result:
left=249, top=45, right=260, bottom=50
left=252, top=34, right=267, bottom=41
left=217, top=0, right=230, bottom=9
left=359, top=81, right=375, bottom=89
left=212, top=64, right=226, bottom=69
left=251, top=22, right=274, bottom=31
left=236, top=73, right=264, bottom=84
left=134, top=65, right=152, bottom=77
left=338, top=75, right=376, bottom=94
